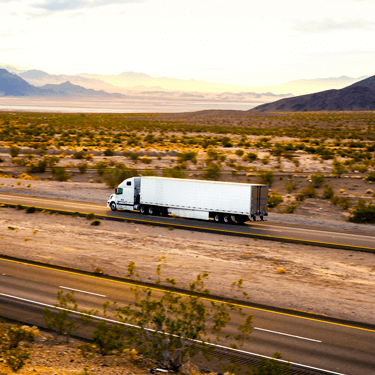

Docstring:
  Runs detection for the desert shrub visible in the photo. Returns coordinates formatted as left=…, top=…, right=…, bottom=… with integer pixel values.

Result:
left=331, top=160, right=347, bottom=177
left=221, top=136, right=233, bottom=147
left=110, top=263, right=252, bottom=372
left=354, top=164, right=369, bottom=173
left=163, top=165, right=185, bottom=179
left=301, top=184, right=316, bottom=198
left=95, top=161, right=108, bottom=176
left=261, top=156, right=270, bottom=165
left=85, top=212, right=96, bottom=220
left=104, top=163, right=138, bottom=188
left=25, top=206, right=36, bottom=214
left=365, top=172, right=375, bottom=182
left=337, top=197, right=352, bottom=210
left=348, top=199, right=375, bottom=223
left=43, top=291, right=79, bottom=342
left=0, top=157, right=5, bottom=162
left=323, top=185, right=335, bottom=199
left=258, top=169, right=274, bottom=186
left=90, top=220, right=101, bottom=226
left=268, top=192, right=283, bottom=208
left=202, top=162, right=221, bottom=180
left=243, top=152, right=258, bottom=162
left=310, top=173, right=325, bottom=187
left=295, top=193, right=305, bottom=202
left=283, top=202, right=298, bottom=213
left=52, top=166, right=70, bottom=182
left=72, top=151, right=86, bottom=160
left=143, top=168, right=157, bottom=176
left=177, top=151, right=197, bottom=164
left=27, top=158, right=48, bottom=173
left=129, top=153, right=139, bottom=162
left=103, top=149, right=115, bottom=156
left=235, top=149, right=244, bottom=157
left=284, top=181, right=296, bottom=193
left=77, top=163, right=88, bottom=174
left=140, top=157, right=152, bottom=164
left=10, top=145, right=21, bottom=158
left=0, top=324, right=36, bottom=372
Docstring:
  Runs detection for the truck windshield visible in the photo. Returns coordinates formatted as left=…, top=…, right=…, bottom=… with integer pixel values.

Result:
left=115, top=188, right=123, bottom=195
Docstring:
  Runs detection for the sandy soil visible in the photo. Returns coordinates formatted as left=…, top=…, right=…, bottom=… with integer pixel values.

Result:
left=1, top=203, right=374, bottom=326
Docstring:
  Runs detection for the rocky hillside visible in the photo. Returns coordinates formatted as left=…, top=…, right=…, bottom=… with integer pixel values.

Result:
left=252, top=75, right=375, bottom=111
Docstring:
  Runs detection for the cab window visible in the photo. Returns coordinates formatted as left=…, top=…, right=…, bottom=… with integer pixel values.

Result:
left=126, top=181, right=131, bottom=186
left=115, top=188, right=123, bottom=195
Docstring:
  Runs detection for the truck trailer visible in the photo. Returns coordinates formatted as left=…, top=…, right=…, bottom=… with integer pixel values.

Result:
left=107, top=177, right=268, bottom=224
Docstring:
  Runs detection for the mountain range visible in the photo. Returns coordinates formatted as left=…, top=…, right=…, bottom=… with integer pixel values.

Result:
left=252, top=75, right=375, bottom=111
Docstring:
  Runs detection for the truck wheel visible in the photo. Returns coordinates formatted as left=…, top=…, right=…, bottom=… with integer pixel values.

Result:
left=223, top=214, right=230, bottom=224
left=140, top=205, right=147, bottom=214
left=214, top=214, right=222, bottom=223
left=148, top=206, right=154, bottom=215
left=230, top=215, right=237, bottom=224
left=110, top=202, right=117, bottom=211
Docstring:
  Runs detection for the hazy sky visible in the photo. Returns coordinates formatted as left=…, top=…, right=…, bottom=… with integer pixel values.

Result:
left=1, top=0, right=374, bottom=85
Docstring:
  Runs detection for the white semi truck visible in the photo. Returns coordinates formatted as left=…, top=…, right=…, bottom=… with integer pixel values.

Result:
left=107, top=177, right=268, bottom=224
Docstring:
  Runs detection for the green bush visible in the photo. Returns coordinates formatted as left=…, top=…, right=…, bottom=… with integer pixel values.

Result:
left=72, top=151, right=86, bottom=159
left=202, top=162, right=221, bottom=180
left=301, top=184, right=316, bottom=198
left=27, top=158, right=48, bottom=173
left=25, top=206, right=36, bottom=214
left=235, top=149, right=244, bottom=157
left=85, top=212, right=96, bottom=220
left=310, top=173, right=325, bottom=187
left=331, top=160, right=347, bottom=177
left=104, top=163, right=138, bottom=188
left=365, top=172, right=375, bottom=182
left=77, top=163, right=88, bottom=174
left=103, top=149, right=115, bottom=156
left=243, top=152, right=258, bottom=162
left=268, top=192, right=283, bottom=208
left=348, top=199, right=375, bottom=223
left=177, top=151, right=197, bottom=164
left=295, top=193, right=305, bottom=201
left=323, top=185, right=335, bottom=199
left=140, top=157, right=152, bottom=164
left=163, top=165, right=185, bottom=179
left=258, top=169, right=274, bottom=186
left=90, top=220, right=101, bottom=226
left=249, top=351, right=291, bottom=375
left=52, top=166, right=70, bottom=182
left=95, top=161, right=108, bottom=176
left=284, top=181, right=296, bottom=193
left=10, top=145, right=21, bottom=158
left=284, top=202, right=298, bottom=213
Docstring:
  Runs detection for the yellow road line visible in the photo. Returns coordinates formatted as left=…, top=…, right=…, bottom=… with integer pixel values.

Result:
left=1, top=256, right=375, bottom=334
left=1, top=201, right=374, bottom=251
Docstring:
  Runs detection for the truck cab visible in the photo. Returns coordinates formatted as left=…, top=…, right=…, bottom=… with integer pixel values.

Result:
left=107, top=177, right=140, bottom=211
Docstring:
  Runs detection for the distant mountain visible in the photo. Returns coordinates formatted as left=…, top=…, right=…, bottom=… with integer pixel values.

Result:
left=19, top=69, right=117, bottom=92
left=39, top=81, right=124, bottom=97
left=0, top=69, right=41, bottom=96
left=0, top=69, right=124, bottom=98
left=252, top=75, right=375, bottom=112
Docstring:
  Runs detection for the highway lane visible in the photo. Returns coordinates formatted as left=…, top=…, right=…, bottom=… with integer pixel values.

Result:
left=1, top=259, right=374, bottom=375
left=0, top=192, right=374, bottom=251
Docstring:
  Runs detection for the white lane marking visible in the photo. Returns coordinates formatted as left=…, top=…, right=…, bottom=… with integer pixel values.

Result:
left=0, top=293, right=346, bottom=375
left=254, top=327, right=322, bottom=342
left=59, top=286, right=106, bottom=298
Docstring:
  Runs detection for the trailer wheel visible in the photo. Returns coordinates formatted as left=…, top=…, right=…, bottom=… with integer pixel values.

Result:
left=230, top=215, right=237, bottom=224
left=223, top=214, right=231, bottom=224
left=140, top=205, right=147, bottom=214
left=236, top=216, right=246, bottom=225
left=148, top=206, right=155, bottom=215
left=110, top=202, right=117, bottom=211
left=214, top=214, right=222, bottom=223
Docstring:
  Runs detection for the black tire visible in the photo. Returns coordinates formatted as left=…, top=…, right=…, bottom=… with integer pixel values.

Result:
left=230, top=215, right=237, bottom=224
left=110, top=202, right=117, bottom=211
left=148, top=206, right=155, bottom=215
left=140, top=205, right=147, bottom=214
left=223, top=214, right=231, bottom=224
left=214, top=213, right=222, bottom=223
left=160, top=208, right=169, bottom=217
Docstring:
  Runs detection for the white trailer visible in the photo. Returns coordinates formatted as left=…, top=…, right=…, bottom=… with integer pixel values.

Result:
left=107, top=177, right=268, bottom=224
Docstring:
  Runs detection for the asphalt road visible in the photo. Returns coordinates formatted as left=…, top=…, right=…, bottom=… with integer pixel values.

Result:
left=1, top=259, right=374, bottom=375
left=0, top=193, right=374, bottom=251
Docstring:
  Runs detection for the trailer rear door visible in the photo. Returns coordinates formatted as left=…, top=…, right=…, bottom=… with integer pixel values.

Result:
left=251, top=186, right=269, bottom=216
